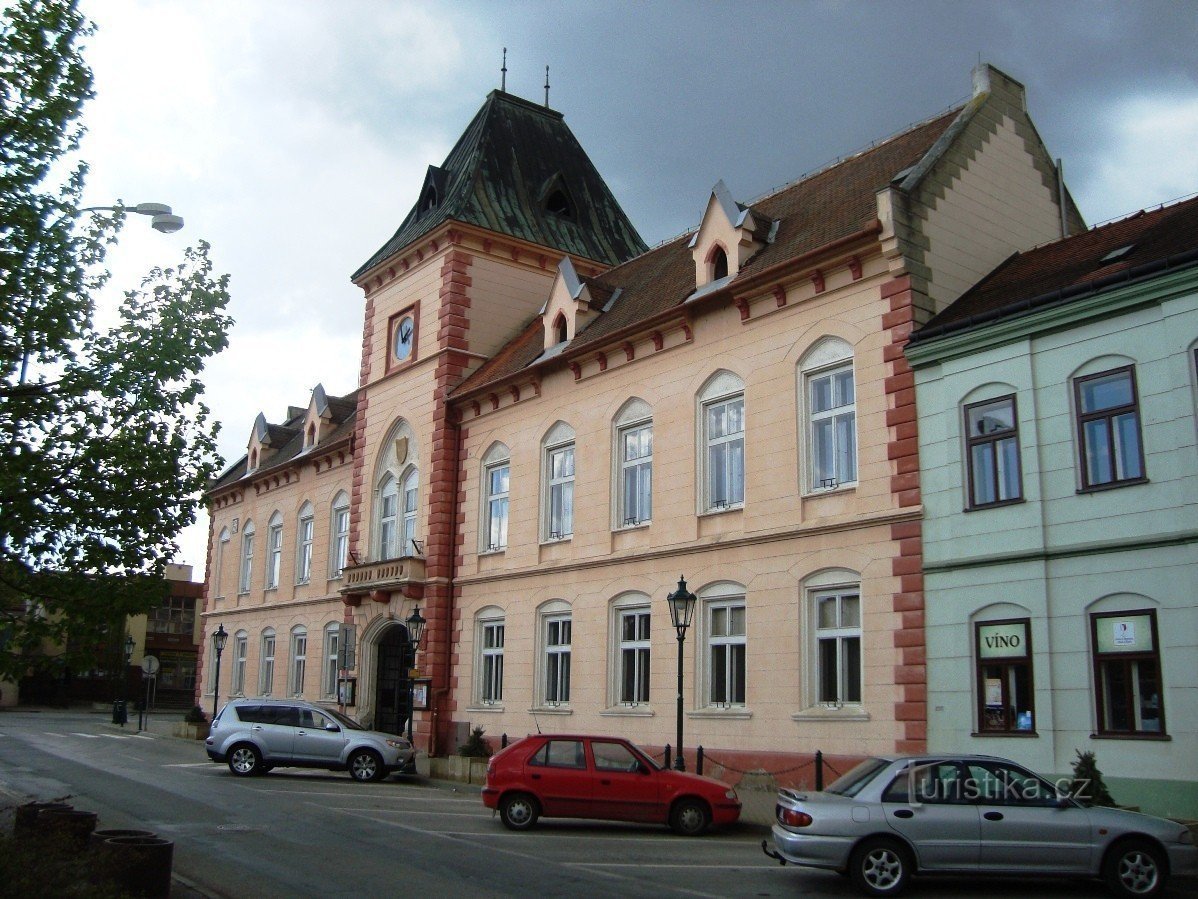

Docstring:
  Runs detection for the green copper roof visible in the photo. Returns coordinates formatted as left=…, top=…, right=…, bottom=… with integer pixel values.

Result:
left=353, top=91, right=646, bottom=279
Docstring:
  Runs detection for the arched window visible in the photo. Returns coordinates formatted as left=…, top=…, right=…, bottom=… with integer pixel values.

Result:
left=541, top=422, right=576, bottom=541
left=698, top=371, right=745, bottom=511
left=800, top=338, right=856, bottom=491
left=711, top=245, right=729, bottom=281
left=698, top=581, right=746, bottom=707
left=231, top=630, right=248, bottom=695
left=330, top=491, right=350, bottom=577
left=401, top=467, right=419, bottom=554
left=554, top=313, right=568, bottom=345
left=305, top=422, right=316, bottom=450
left=289, top=626, right=308, bottom=696
left=373, top=419, right=418, bottom=561
left=265, top=511, right=284, bottom=589
left=536, top=600, right=572, bottom=707
left=475, top=606, right=505, bottom=705
left=215, top=527, right=231, bottom=598
left=323, top=622, right=340, bottom=699
left=545, top=189, right=572, bottom=219
left=378, top=474, right=398, bottom=559
left=238, top=520, right=256, bottom=593
left=481, top=443, right=510, bottom=552
left=296, top=501, right=314, bottom=585
left=613, top=398, right=652, bottom=527
left=258, top=628, right=276, bottom=695
left=420, top=184, right=438, bottom=215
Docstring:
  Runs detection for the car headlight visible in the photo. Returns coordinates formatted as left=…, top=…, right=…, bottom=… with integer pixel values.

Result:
left=725, top=789, right=738, bottom=800
left=1178, top=828, right=1194, bottom=845
left=386, top=739, right=410, bottom=750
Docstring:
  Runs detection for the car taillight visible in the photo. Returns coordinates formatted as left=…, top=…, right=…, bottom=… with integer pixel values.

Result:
left=779, top=807, right=813, bottom=827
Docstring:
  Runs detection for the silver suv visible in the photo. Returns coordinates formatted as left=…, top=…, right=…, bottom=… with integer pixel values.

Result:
left=205, top=698, right=414, bottom=782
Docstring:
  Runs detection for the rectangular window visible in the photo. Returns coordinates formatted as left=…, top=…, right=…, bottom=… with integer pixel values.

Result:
left=323, top=628, right=339, bottom=698
left=705, top=395, right=745, bottom=510
left=380, top=488, right=398, bottom=559
left=965, top=395, right=1022, bottom=507
left=259, top=634, right=275, bottom=695
left=618, top=608, right=651, bottom=704
left=480, top=619, right=504, bottom=704
left=231, top=635, right=247, bottom=695
left=815, top=590, right=861, bottom=705
left=332, top=506, right=350, bottom=577
left=975, top=618, right=1034, bottom=732
left=266, top=523, right=283, bottom=589
left=147, top=596, right=196, bottom=635
left=297, top=515, right=314, bottom=584
left=619, top=423, right=652, bottom=526
left=238, top=531, right=254, bottom=593
left=544, top=614, right=571, bottom=704
left=708, top=600, right=746, bottom=705
left=402, top=474, right=418, bottom=553
left=290, top=632, right=307, bottom=697
left=809, top=366, right=856, bottom=489
left=485, top=463, right=510, bottom=550
left=1076, top=366, right=1145, bottom=489
left=547, top=444, right=575, bottom=539
left=1091, top=610, right=1165, bottom=736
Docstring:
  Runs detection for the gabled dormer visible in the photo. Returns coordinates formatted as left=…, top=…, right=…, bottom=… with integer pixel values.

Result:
left=541, top=257, right=598, bottom=351
left=246, top=413, right=273, bottom=474
left=688, top=179, right=774, bottom=293
left=301, top=383, right=333, bottom=452
left=417, top=165, right=447, bottom=219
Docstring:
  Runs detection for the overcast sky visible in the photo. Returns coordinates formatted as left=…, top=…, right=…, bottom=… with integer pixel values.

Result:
left=74, top=0, right=1198, bottom=577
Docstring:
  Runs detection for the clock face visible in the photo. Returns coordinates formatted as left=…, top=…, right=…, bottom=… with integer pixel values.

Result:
left=394, top=315, right=415, bottom=361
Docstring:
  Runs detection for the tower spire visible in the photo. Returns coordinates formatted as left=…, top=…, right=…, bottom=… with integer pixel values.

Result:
left=544, top=64, right=550, bottom=107
left=501, top=47, right=507, bottom=92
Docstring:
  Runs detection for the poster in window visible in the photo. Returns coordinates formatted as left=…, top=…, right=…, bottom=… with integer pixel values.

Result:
left=984, top=677, right=1003, bottom=707
left=411, top=678, right=431, bottom=711
left=1113, top=620, right=1135, bottom=646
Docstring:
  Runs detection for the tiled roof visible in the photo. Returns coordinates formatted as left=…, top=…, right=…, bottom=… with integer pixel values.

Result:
left=453, top=106, right=963, bottom=398
left=210, top=392, right=358, bottom=493
left=913, top=194, right=1198, bottom=340
left=353, top=91, right=647, bottom=279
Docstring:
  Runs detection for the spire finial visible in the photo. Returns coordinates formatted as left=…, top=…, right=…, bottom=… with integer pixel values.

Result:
left=501, top=47, right=507, bottom=92
left=544, top=64, right=550, bottom=107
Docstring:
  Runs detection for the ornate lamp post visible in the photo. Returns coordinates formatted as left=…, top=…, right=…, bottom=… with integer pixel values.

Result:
left=405, top=607, right=427, bottom=743
left=666, top=576, right=697, bottom=771
left=211, top=624, right=228, bottom=720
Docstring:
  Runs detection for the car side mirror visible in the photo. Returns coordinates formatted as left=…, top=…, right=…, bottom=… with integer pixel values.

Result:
left=325, top=723, right=340, bottom=732
left=1055, top=796, right=1073, bottom=809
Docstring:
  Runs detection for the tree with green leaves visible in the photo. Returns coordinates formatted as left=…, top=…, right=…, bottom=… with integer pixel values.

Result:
left=0, top=0, right=232, bottom=687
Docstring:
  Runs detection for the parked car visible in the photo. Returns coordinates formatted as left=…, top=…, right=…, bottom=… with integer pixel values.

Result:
left=763, top=753, right=1197, bottom=897
left=205, top=698, right=414, bottom=782
left=481, top=734, right=741, bottom=835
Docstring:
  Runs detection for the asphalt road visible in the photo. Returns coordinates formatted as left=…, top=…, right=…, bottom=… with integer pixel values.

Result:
left=0, top=708, right=1184, bottom=897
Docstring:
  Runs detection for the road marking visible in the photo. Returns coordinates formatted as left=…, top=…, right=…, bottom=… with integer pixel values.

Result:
left=165, top=762, right=213, bottom=768
left=248, top=787, right=478, bottom=804
left=98, top=734, right=130, bottom=740
left=327, top=807, right=484, bottom=818
left=128, top=734, right=155, bottom=741
left=70, top=733, right=100, bottom=739
left=43, top=732, right=66, bottom=737
left=571, top=863, right=776, bottom=871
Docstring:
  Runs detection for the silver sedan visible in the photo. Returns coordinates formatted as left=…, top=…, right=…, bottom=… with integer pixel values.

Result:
left=763, top=754, right=1197, bottom=897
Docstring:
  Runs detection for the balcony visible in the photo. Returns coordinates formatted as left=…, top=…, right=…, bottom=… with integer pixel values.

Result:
left=339, top=554, right=426, bottom=606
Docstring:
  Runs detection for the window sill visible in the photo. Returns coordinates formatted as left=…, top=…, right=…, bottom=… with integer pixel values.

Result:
left=327, top=575, right=343, bottom=583
left=963, top=497, right=1025, bottom=513
left=529, top=706, right=572, bottom=715
left=466, top=705, right=505, bottom=714
left=539, top=536, right=573, bottom=546
left=614, top=521, right=651, bottom=532
left=601, top=706, right=655, bottom=718
left=803, top=483, right=857, bottom=498
left=700, top=505, right=743, bottom=518
left=687, top=706, right=751, bottom=720
left=479, top=548, right=506, bottom=557
left=1077, top=477, right=1149, bottom=494
left=971, top=730, right=1039, bottom=738
left=792, top=706, right=870, bottom=722
left=1090, top=732, right=1171, bottom=741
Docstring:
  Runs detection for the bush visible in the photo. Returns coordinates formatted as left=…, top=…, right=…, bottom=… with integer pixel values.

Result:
left=458, top=726, right=493, bottom=758
left=1070, top=749, right=1115, bottom=807
left=183, top=705, right=208, bottom=724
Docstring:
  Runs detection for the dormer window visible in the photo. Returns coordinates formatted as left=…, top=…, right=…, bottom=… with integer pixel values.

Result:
left=554, top=313, right=568, bottom=345
left=545, top=189, right=572, bottom=220
left=420, top=185, right=438, bottom=216
left=711, top=246, right=729, bottom=281
left=305, top=423, right=316, bottom=450
left=249, top=449, right=258, bottom=471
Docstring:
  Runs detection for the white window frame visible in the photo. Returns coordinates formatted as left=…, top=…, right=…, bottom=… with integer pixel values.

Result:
left=231, top=631, right=248, bottom=695
left=697, top=372, right=745, bottom=513
left=259, top=629, right=276, bottom=695
left=617, top=419, right=652, bottom=527
left=812, top=587, right=862, bottom=707
left=541, top=422, right=576, bottom=542
left=296, top=503, right=314, bottom=585
left=323, top=623, right=339, bottom=699
left=612, top=598, right=651, bottom=707
left=330, top=492, right=350, bottom=578
left=378, top=474, right=398, bottom=560
left=537, top=601, right=572, bottom=707
left=401, top=467, right=419, bottom=554
left=289, top=626, right=307, bottom=697
left=215, top=527, right=230, bottom=599
left=476, top=608, right=505, bottom=706
left=800, top=338, right=857, bottom=492
left=481, top=443, right=511, bottom=552
left=265, top=512, right=283, bottom=589
left=704, top=596, right=747, bottom=707
left=238, top=520, right=255, bottom=594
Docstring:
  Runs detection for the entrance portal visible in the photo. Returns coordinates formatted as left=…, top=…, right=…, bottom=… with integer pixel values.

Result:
left=373, top=624, right=414, bottom=736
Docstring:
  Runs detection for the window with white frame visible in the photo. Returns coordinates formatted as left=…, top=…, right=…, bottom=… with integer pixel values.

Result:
left=296, top=502, right=314, bottom=584
left=378, top=474, right=398, bottom=559
left=231, top=631, right=248, bottom=695
left=539, top=603, right=572, bottom=705
left=330, top=492, right=350, bottom=578
left=616, top=407, right=653, bottom=527
left=238, top=520, right=255, bottom=593
left=705, top=593, right=746, bottom=706
left=617, top=604, right=651, bottom=705
left=813, top=588, right=862, bottom=706
left=541, top=423, right=576, bottom=541
left=215, top=528, right=230, bottom=598
left=289, top=626, right=307, bottom=696
left=259, top=629, right=276, bottom=695
left=323, top=623, right=339, bottom=699
left=1074, top=365, right=1145, bottom=489
left=698, top=372, right=745, bottom=511
left=265, top=512, right=283, bottom=589
left=801, top=338, right=857, bottom=490
left=482, top=443, right=510, bottom=552
left=401, top=467, right=419, bottom=554
left=477, top=610, right=505, bottom=704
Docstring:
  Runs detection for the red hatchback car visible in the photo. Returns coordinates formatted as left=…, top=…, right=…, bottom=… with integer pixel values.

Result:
left=482, top=734, right=741, bottom=835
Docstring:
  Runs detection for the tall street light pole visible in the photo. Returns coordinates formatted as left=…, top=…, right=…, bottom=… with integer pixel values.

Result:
left=211, top=624, right=228, bottom=721
left=405, top=607, right=427, bottom=743
left=666, top=576, right=697, bottom=772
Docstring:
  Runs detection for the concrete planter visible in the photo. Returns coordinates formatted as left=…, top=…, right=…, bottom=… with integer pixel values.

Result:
left=447, top=755, right=471, bottom=782
left=429, top=756, right=448, bottom=780
left=172, top=722, right=209, bottom=740
left=469, top=759, right=488, bottom=784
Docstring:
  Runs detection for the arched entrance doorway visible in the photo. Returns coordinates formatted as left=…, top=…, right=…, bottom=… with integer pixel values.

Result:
left=373, top=623, right=414, bottom=736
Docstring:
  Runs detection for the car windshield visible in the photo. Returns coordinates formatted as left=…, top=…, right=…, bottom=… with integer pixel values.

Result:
left=627, top=741, right=661, bottom=771
left=825, top=757, right=890, bottom=797
left=323, top=708, right=366, bottom=731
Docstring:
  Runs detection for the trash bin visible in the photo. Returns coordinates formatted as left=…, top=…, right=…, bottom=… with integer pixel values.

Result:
left=112, top=700, right=127, bottom=725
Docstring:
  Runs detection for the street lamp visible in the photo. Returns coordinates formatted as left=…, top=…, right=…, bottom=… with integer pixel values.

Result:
left=211, top=624, right=228, bottom=720
left=405, top=607, right=427, bottom=743
left=666, top=576, right=697, bottom=772
left=117, top=634, right=135, bottom=727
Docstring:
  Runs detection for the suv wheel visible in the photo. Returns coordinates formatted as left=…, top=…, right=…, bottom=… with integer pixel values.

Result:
left=348, top=749, right=385, bottom=782
left=228, top=743, right=262, bottom=777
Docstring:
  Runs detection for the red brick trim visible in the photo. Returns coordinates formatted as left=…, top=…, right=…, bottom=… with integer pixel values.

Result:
left=348, top=291, right=377, bottom=563
left=882, top=274, right=926, bottom=752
